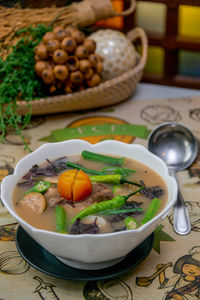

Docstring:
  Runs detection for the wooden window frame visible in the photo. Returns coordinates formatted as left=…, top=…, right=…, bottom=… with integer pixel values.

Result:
left=124, top=0, right=200, bottom=89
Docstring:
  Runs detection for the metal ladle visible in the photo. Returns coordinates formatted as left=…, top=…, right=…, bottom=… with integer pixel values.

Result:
left=148, top=122, right=198, bottom=235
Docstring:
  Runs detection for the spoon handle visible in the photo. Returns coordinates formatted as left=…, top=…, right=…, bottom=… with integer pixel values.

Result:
left=169, top=170, right=191, bottom=235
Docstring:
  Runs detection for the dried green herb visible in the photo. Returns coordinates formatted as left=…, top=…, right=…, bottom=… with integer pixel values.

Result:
left=0, top=24, right=51, bottom=150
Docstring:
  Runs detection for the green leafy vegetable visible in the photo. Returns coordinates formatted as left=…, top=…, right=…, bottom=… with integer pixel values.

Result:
left=99, top=208, right=143, bottom=215
left=102, top=166, right=136, bottom=177
left=66, top=161, right=106, bottom=175
left=0, top=24, right=51, bottom=150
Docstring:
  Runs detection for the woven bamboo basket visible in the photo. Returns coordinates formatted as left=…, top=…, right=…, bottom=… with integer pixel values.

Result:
left=17, top=27, right=148, bottom=115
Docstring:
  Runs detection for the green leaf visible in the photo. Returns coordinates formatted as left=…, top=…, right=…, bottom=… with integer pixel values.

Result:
left=144, top=129, right=152, bottom=139
left=153, top=235, right=161, bottom=254
left=155, top=224, right=164, bottom=233
left=39, top=134, right=57, bottom=142
left=50, top=123, right=150, bottom=141
left=0, top=24, right=52, bottom=150
left=153, top=225, right=175, bottom=254
left=156, top=230, right=175, bottom=242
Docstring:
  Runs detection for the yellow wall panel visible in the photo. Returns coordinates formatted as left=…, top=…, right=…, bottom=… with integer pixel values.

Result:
left=179, top=5, right=200, bottom=37
left=144, top=46, right=164, bottom=75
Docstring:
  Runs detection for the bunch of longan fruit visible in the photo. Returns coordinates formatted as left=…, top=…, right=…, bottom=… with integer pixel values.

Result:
left=34, top=26, right=103, bottom=93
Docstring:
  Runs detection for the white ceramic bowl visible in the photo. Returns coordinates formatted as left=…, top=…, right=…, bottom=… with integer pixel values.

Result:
left=1, top=140, right=177, bottom=270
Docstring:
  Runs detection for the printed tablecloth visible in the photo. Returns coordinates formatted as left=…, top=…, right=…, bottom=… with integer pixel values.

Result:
left=1, top=95, right=200, bottom=300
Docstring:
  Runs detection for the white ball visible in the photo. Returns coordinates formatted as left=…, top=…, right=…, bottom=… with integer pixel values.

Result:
left=89, top=29, right=138, bottom=80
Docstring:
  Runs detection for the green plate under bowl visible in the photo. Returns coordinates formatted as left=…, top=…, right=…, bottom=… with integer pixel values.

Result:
left=16, top=226, right=154, bottom=281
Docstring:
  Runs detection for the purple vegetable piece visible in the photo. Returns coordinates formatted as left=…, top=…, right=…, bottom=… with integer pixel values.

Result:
left=46, top=157, right=67, bottom=174
left=96, top=202, right=143, bottom=223
left=18, top=157, right=68, bottom=186
left=70, top=218, right=99, bottom=235
left=141, top=186, right=164, bottom=200
left=121, top=201, right=142, bottom=209
left=108, top=209, right=143, bottom=223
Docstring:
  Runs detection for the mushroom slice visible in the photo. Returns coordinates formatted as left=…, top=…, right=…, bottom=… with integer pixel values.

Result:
left=21, top=192, right=46, bottom=213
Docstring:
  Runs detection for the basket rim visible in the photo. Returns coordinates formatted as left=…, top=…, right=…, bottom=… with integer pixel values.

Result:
left=17, top=54, right=143, bottom=106
left=16, top=27, right=148, bottom=109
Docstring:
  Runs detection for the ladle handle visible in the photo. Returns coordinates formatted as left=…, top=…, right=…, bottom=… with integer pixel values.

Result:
left=169, top=170, right=191, bottom=235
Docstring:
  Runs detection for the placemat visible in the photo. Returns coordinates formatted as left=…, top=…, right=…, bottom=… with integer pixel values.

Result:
left=1, top=95, right=200, bottom=300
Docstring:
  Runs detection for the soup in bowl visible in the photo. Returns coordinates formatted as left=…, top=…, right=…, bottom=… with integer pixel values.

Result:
left=1, top=140, right=177, bottom=270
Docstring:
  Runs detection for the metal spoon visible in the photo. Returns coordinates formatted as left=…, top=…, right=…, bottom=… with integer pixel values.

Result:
left=148, top=122, right=198, bottom=235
